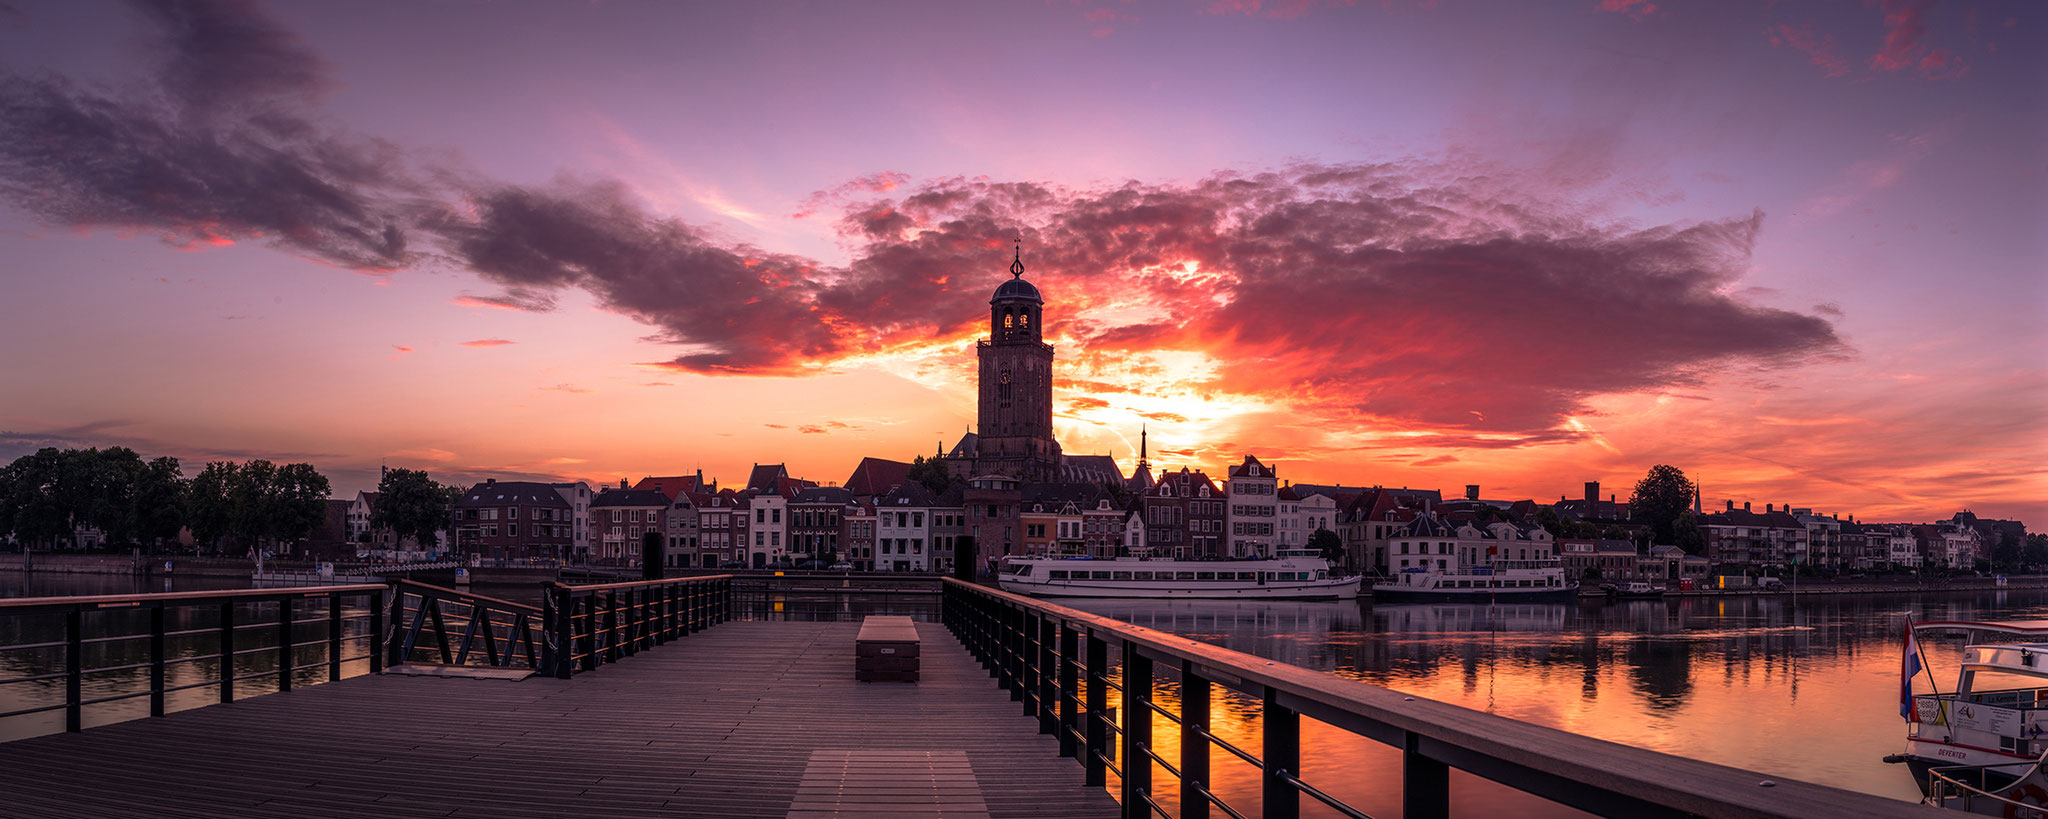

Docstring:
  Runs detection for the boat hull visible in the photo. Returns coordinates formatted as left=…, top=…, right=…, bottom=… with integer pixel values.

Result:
left=1371, top=585, right=1581, bottom=603
left=999, top=576, right=1361, bottom=600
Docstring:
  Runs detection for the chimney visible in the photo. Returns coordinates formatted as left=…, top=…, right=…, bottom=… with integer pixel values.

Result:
left=1744, top=502, right=1751, bottom=512
left=1466, top=485, right=1480, bottom=501
left=1766, top=503, right=1773, bottom=513
left=486, top=478, right=496, bottom=485
left=620, top=479, right=628, bottom=489
left=1584, top=481, right=1599, bottom=508
left=1726, top=500, right=1734, bottom=512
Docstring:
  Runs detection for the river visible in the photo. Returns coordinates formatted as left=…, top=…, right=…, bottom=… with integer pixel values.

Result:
left=4, top=571, right=2017, bottom=814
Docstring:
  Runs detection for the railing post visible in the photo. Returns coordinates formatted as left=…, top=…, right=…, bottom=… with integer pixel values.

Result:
left=368, top=587, right=385, bottom=674
left=551, top=584, right=576, bottom=679
left=1022, top=610, right=1039, bottom=716
left=65, top=607, right=82, bottom=732
left=1009, top=605, right=1026, bottom=703
left=326, top=591, right=343, bottom=683
left=1059, top=623, right=1079, bottom=758
left=1085, top=629, right=1108, bottom=788
left=149, top=604, right=167, bottom=717
left=1403, top=730, right=1449, bottom=819
left=581, top=594, right=600, bottom=673
left=1264, top=685, right=1299, bottom=819
left=1181, top=666, right=1210, bottom=819
left=1038, top=614, right=1057, bottom=735
left=218, top=600, right=235, bottom=704
left=276, top=596, right=294, bottom=692
left=386, top=585, right=407, bottom=670
left=1122, top=640, right=1153, bottom=817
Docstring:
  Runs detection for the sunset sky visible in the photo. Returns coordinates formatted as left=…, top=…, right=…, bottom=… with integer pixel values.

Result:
left=0, top=0, right=2041, bottom=524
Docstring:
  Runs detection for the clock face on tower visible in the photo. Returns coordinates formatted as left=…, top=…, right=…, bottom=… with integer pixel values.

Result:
left=999, top=370, right=1012, bottom=384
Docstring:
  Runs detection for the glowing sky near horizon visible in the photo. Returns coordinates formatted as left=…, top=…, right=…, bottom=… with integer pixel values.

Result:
left=0, top=0, right=2041, bottom=525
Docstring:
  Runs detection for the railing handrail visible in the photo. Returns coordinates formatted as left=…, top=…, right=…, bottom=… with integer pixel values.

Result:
left=944, top=577, right=1943, bottom=818
left=392, top=579, right=541, bottom=613
left=550, top=574, right=733, bottom=594
left=0, top=584, right=389, bottom=611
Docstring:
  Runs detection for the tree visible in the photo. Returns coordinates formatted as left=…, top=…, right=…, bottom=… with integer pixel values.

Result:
left=1584, top=566, right=1604, bottom=581
left=1533, top=505, right=1595, bottom=540
left=1991, top=531, right=2024, bottom=572
left=186, top=461, right=239, bottom=553
left=1629, top=464, right=1696, bottom=545
left=0, top=449, right=72, bottom=549
left=905, top=455, right=952, bottom=496
left=266, top=462, right=332, bottom=554
left=370, top=468, right=455, bottom=550
left=1308, top=528, right=1344, bottom=562
left=2024, top=534, right=2048, bottom=570
left=132, top=456, right=187, bottom=549
left=1672, top=510, right=1707, bottom=555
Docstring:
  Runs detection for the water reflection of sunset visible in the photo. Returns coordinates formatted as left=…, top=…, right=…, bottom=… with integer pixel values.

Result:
left=1065, top=590, right=2048, bottom=814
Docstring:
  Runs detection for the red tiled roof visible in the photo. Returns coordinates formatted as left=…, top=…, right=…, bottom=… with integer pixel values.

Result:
left=844, top=457, right=914, bottom=496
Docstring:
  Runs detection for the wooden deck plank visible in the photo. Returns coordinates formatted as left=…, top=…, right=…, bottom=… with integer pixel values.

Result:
left=0, top=621, right=1117, bottom=819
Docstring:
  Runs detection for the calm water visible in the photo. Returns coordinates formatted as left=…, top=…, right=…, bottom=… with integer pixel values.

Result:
left=4, top=572, right=2020, bottom=815
left=1056, top=590, right=2030, bottom=816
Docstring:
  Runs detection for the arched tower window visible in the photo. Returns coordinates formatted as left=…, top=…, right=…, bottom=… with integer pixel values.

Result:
left=1004, top=313, right=1014, bottom=329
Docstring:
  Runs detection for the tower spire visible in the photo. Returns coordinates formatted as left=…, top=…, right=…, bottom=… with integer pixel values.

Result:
left=1010, top=237, right=1024, bottom=279
left=1139, top=423, right=1148, bottom=466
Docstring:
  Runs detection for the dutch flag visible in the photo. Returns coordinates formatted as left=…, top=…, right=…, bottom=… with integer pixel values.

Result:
left=1902, top=622, right=1923, bottom=721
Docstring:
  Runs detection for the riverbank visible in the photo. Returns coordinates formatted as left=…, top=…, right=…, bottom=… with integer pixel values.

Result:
left=1663, top=576, right=2048, bottom=597
left=0, top=553, right=558, bottom=588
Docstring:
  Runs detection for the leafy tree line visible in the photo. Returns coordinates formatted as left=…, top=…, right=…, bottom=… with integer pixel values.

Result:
left=0, top=447, right=332, bottom=555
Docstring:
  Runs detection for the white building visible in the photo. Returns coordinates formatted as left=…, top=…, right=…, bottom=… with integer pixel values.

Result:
left=876, top=482, right=936, bottom=571
left=749, top=492, right=789, bottom=567
left=551, top=481, right=593, bottom=562
left=1278, top=487, right=1339, bottom=549
left=1225, top=455, right=1279, bottom=557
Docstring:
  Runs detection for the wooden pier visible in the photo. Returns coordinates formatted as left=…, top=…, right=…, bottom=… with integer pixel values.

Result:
left=0, top=618, right=1117, bottom=818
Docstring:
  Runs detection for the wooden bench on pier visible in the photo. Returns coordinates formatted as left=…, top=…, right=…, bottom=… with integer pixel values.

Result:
left=855, top=615, right=920, bottom=682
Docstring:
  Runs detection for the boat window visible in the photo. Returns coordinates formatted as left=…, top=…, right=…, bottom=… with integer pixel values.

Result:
left=1195, top=572, right=1216, bottom=581
left=1113, top=571, right=1133, bottom=580
left=1015, top=565, right=1032, bottom=576
left=1133, top=572, right=1153, bottom=581
left=1177, top=572, right=1196, bottom=580
left=1091, top=571, right=1112, bottom=580
left=1049, top=570, right=1068, bottom=580
left=1316, top=570, right=1327, bottom=580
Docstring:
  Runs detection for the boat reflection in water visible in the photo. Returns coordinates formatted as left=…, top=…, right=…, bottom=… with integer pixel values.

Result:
left=1058, top=590, right=2048, bottom=816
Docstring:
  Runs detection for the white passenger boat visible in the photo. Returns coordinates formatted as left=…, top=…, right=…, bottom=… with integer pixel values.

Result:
left=997, top=549, right=1361, bottom=600
left=1894, top=620, right=2048, bottom=816
left=1370, top=560, right=1578, bottom=602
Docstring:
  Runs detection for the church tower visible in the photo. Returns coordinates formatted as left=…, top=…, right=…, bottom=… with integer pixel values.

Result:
left=973, top=243, right=1061, bottom=481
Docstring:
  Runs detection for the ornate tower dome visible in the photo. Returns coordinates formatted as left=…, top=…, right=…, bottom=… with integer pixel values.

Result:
left=989, top=242, right=1042, bottom=344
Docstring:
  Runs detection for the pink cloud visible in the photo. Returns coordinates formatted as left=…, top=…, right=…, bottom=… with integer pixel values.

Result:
left=1765, top=23, right=1852, bottom=79
left=453, top=290, right=556, bottom=312
left=458, top=338, right=515, bottom=348
left=1871, top=0, right=1932, bottom=72
left=1595, top=0, right=1657, bottom=22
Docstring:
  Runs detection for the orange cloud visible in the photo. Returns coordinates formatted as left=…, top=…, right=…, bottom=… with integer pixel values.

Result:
left=459, top=339, right=515, bottom=348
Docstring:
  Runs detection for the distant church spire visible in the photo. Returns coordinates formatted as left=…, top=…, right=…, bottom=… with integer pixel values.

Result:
left=1139, top=424, right=1148, bottom=467
left=1011, top=237, right=1025, bottom=279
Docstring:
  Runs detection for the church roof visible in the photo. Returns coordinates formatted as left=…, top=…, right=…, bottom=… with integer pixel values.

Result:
left=992, top=276, right=1041, bottom=303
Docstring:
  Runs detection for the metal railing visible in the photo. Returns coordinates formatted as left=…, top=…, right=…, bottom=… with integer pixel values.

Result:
left=0, top=585, right=386, bottom=733
left=387, top=580, right=544, bottom=670
left=1927, top=755, right=2048, bottom=817
left=942, top=578, right=1941, bottom=819
left=540, top=575, right=731, bottom=679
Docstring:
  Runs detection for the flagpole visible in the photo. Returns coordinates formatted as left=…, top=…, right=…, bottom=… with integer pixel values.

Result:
left=1909, top=613, right=1941, bottom=696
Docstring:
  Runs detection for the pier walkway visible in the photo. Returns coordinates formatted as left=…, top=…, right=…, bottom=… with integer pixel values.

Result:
left=0, top=619, right=1119, bottom=819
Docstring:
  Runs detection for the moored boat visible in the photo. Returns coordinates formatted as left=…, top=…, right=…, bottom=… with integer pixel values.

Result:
left=1371, top=560, right=1578, bottom=602
left=997, top=549, right=1361, bottom=600
left=1612, top=581, right=1665, bottom=599
left=1893, top=620, right=2048, bottom=816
